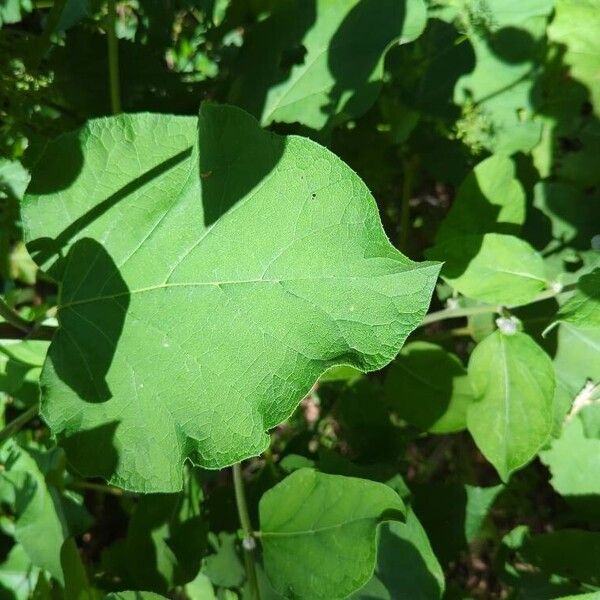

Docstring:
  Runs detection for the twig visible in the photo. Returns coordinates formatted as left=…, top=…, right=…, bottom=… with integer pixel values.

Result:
left=0, top=404, right=39, bottom=444
left=233, top=463, right=261, bottom=600
left=107, top=0, right=122, bottom=114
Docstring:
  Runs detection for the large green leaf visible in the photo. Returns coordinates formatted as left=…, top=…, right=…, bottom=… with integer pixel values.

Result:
left=259, top=468, right=405, bottom=600
left=229, top=0, right=427, bottom=129
left=467, top=330, right=555, bottom=480
left=548, top=0, right=600, bottom=115
left=22, top=104, right=439, bottom=493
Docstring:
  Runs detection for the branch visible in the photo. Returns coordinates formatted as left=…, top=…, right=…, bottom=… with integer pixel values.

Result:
left=420, top=282, right=577, bottom=327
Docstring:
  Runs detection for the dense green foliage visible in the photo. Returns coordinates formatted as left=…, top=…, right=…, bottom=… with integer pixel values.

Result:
left=0, top=1, right=599, bottom=599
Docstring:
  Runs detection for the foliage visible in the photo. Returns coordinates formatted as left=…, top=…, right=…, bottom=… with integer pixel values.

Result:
left=0, top=0, right=599, bottom=599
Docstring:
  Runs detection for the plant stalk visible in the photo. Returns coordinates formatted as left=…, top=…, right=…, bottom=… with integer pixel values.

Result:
left=399, top=157, right=415, bottom=253
left=233, top=462, right=261, bottom=600
left=0, top=404, right=39, bottom=443
left=420, top=282, right=577, bottom=327
left=0, top=298, right=33, bottom=334
left=107, top=0, right=122, bottom=114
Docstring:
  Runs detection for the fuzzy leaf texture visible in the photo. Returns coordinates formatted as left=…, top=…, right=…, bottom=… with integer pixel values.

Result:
left=259, top=468, right=406, bottom=600
left=21, top=104, right=440, bottom=492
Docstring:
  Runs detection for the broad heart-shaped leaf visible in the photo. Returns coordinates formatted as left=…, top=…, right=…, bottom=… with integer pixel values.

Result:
left=548, top=0, right=600, bottom=115
left=22, top=104, right=440, bottom=493
left=467, top=330, right=555, bottom=481
left=428, top=233, right=547, bottom=305
left=228, top=0, right=426, bottom=130
left=259, top=468, right=405, bottom=600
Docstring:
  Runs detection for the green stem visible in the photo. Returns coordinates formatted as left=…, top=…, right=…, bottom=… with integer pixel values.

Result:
left=233, top=463, right=261, bottom=600
left=0, top=323, right=56, bottom=340
left=420, top=282, right=577, bottom=327
left=0, top=404, right=39, bottom=443
left=67, top=480, right=124, bottom=496
left=107, top=0, right=122, bottom=114
left=32, top=0, right=66, bottom=66
left=399, top=157, right=415, bottom=253
left=0, top=298, right=32, bottom=334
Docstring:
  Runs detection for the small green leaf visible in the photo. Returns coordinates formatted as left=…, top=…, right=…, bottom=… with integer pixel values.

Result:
left=259, top=468, right=405, bottom=600
left=0, top=443, right=85, bottom=584
left=429, top=233, right=547, bottom=305
left=548, top=0, right=600, bottom=115
left=23, top=104, right=440, bottom=492
left=540, top=405, right=600, bottom=520
left=556, top=269, right=600, bottom=329
left=203, top=533, right=245, bottom=589
left=467, top=331, right=555, bottom=480
left=435, top=155, right=525, bottom=244
left=384, top=341, right=473, bottom=433
left=522, top=530, right=600, bottom=586
left=0, top=544, right=40, bottom=600
left=553, top=323, right=600, bottom=424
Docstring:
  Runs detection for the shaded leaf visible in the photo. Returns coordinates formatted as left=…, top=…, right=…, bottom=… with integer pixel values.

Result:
left=384, top=341, right=473, bottom=433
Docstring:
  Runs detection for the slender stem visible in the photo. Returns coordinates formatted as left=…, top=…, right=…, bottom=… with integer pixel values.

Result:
left=107, top=0, right=122, bottom=114
left=0, top=298, right=32, bottom=334
left=0, top=404, right=39, bottom=443
left=32, top=0, right=66, bottom=66
left=399, top=157, right=415, bottom=253
left=67, top=480, right=124, bottom=496
left=232, top=462, right=261, bottom=600
left=0, top=323, right=56, bottom=340
left=420, top=282, right=577, bottom=327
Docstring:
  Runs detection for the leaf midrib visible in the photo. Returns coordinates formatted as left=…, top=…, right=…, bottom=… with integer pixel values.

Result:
left=59, top=264, right=436, bottom=309
left=260, top=514, right=384, bottom=538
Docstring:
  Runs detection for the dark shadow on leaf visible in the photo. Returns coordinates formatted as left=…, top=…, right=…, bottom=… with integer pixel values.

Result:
left=488, top=27, right=538, bottom=65
left=198, top=103, right=286, bottom=226
left=59, top=420, right=120, bottom=483
left=384, top=346, right=464, bottom=431
left=377, top=522, right=442, bottom=600
left=49, top=239, right=129, bottom=403
left=27, top=147, right=192, bottom=277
